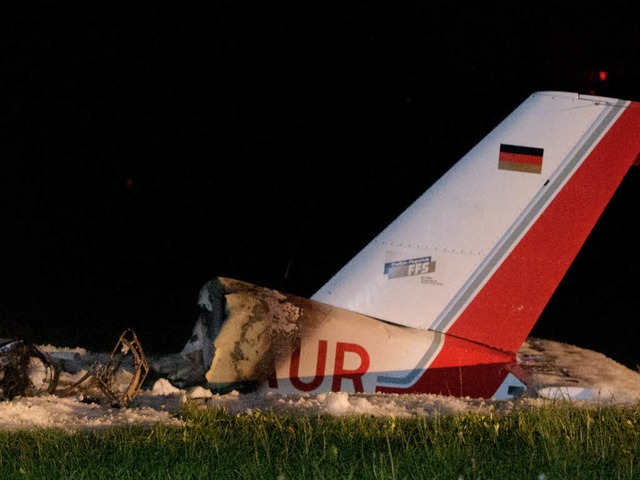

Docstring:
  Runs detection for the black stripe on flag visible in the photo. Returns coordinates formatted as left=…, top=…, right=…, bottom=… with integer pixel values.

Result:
left=499, top=144, right=544, bottom=157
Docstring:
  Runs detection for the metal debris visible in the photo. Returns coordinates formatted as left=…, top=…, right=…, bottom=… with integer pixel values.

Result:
left=0, top=339, right=60, bottom=400
left=56, top=329, right=149, bottom=407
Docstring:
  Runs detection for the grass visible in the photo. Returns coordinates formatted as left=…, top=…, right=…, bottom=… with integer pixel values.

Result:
left=1, top=401, right=640, bottom=479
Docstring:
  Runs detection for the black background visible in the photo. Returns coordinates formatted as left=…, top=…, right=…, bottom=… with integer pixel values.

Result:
left=2, top=2, right=640, bottom=367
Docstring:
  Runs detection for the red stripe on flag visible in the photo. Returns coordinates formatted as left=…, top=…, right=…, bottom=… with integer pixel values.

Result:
left=499, top=151, right=543, bottom=166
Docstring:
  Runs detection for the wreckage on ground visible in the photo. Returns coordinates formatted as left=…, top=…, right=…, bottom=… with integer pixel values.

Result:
left=4, top=91, right=640, bottom=404
left=0, top=330, right=148, bottom=407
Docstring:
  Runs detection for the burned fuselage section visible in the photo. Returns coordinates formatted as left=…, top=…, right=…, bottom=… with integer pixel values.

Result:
left=157, top=276, right=524, bottom=399
left=158, top=277, right=329, bottom=393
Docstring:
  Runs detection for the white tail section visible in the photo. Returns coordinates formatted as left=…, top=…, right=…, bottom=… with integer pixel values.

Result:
left=312, top=91, right=640, bottom=354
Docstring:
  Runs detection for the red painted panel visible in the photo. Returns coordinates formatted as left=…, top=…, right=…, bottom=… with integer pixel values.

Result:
left=377, top=335, right=514, bottom=397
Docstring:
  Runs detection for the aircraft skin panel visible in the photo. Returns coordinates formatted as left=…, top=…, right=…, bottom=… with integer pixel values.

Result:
left=268, top=308, right=440, bottom=395
left=262, top=297, right=516, bottom=397
left=195, top=277, right=520, bottom=399
left=311, top=93, right=640, bottom=345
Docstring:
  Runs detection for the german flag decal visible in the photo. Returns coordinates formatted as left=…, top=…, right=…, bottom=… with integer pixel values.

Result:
left=498, top=144, right=544, bottom=174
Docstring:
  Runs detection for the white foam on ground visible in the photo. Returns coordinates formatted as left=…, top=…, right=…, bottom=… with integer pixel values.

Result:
left=1, top=338, right=638, bottom=431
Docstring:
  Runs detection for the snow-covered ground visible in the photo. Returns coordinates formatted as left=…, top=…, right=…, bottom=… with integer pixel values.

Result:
left=1, top=338, right=639, bottom=431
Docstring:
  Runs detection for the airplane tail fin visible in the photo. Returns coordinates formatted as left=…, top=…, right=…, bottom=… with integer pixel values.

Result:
left=312, top=91, right=640, bottom=354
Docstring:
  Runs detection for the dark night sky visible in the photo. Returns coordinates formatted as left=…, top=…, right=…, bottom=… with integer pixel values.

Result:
left=2, top=3, right=640, bottom=367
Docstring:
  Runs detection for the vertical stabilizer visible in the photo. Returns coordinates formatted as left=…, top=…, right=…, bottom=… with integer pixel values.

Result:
left=312, top=91, right=640, bottom=353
